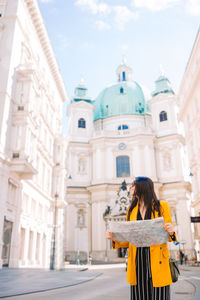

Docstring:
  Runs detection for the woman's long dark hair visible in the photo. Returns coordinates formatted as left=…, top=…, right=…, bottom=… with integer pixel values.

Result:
left=127, top=177, right=161, bottom=221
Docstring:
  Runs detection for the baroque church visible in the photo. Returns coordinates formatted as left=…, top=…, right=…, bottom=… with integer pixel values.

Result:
left=65, top=61, right=193, bottom=262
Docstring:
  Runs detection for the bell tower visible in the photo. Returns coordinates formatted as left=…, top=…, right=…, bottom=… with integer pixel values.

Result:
left=67, top=79, right=94, bottom=142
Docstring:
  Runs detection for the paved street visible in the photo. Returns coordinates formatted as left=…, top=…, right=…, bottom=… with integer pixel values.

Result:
left=1, top=264, right=200, bottom=300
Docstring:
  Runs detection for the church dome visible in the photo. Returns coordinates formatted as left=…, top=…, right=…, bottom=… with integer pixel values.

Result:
left=94, top=61, right=150, bottom=121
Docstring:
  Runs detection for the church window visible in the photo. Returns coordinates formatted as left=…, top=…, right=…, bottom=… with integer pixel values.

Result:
left=122, top=71, right=126, bottom=81
left=78, top=118, right=86, bottom=128
left=159, top=111, right=167, bottom=122
left=120, top=87, right=124, bottom=94
left=118, top=124, right=129, bottom=130
left=116, top=156, right=130, bottom=178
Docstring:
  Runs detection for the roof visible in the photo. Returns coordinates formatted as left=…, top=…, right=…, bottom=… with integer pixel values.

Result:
left=94, top=81, right=150, bottom=121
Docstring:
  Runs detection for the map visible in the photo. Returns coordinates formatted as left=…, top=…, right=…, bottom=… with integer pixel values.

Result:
left=108, top=217, right=169, bottom=247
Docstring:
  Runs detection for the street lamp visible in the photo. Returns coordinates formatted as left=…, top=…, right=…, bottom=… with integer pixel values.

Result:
left=50, top=192, right=58, bottom=270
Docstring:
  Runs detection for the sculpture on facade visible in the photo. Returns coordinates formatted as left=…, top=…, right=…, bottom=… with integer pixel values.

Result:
left=103, top=180, right=131, bottom=218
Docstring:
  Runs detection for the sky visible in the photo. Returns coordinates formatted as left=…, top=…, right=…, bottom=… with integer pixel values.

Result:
left=38, top=0, right=199, bottom=133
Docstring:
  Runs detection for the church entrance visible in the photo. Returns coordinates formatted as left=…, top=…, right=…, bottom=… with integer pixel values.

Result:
left=2, top=218, right=13, bottom=267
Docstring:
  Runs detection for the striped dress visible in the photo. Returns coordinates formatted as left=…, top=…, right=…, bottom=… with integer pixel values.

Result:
left=130, top=210, right=170, bottom=300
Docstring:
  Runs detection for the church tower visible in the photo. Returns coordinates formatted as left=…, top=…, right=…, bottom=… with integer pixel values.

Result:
left=150, top=71, right=178, bottom=137
left=149, top=71, right=184, bottom=182
left=149, top=71, right=193, bottom=256
left=66, top=81, right=94, bottom=262
left=67, top=80, right=94, bottom=143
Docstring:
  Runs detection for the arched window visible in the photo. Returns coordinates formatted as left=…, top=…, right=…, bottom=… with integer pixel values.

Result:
left=120, top=87, right=124, bottom=94
left=159, top=111, right=167, bottom=122
left=116, top=156, right=130, bottom=178
left=78, top=118, right=86, bottom=128
left=122, top=71, right=126, bottom=81
left=118, top=124, right=129, bottom=130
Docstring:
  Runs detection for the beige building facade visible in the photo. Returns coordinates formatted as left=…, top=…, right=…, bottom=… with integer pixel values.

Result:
left=0, top=0, right=68, bottom=269
left=179, top=27, right=200, bottom=260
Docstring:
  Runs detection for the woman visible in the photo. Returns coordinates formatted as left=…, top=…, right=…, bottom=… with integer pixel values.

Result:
left=106, top=176, right=177, bottom=300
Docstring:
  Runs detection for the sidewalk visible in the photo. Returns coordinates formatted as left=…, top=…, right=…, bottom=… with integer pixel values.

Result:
left=0, top=264, right=199, bottom=299
left=0, top=267, right=101, bottom=298
left=178, top=265, right=200, bottom=300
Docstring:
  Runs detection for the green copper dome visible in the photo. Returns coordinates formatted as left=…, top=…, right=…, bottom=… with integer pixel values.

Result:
left=94, top=81, right=150, bottom=121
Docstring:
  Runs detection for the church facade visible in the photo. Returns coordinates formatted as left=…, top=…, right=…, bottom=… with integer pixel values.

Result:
left=65, top=62, right=194, bottom=262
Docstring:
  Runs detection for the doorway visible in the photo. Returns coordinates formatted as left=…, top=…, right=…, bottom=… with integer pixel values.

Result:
left=2, top=218, right=13, bottom=267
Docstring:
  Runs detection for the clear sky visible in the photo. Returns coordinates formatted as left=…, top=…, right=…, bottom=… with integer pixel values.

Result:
left=38, top=0, right=199, bottom=133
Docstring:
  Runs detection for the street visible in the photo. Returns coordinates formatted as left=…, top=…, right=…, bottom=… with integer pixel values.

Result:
left=2, top=265, right=200, bottom=300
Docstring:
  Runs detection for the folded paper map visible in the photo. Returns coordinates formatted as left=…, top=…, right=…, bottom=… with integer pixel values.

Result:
left=108, top=217, right=169, bottom=247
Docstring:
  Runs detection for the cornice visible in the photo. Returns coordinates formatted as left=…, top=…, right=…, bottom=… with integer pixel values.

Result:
left=154, top=133, right=185, bottom=145
left=24, top=0, right=68, bottom=102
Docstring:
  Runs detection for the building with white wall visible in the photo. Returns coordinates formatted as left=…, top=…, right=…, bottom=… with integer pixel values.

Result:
left=0, top=0, right=68, bottom=269
left=179, top=27, right=200, bottom=260
left=66, top=61, right=194, bottom=262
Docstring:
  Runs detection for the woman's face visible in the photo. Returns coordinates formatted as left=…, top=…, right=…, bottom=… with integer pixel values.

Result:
left=129, top=185, right=135, bottom=196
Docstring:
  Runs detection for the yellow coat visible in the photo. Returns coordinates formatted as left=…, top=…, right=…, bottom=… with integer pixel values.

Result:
left=112, top=201, right=177, bottom=287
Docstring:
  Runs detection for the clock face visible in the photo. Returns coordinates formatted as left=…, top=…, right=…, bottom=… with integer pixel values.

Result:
left=118, top=143, right=126, bottom=150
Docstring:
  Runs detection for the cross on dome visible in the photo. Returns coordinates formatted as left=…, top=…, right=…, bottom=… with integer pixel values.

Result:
left=122, top=56, right=127, bottom=65
left=159, top=64, right=165, bottom=76
left=80, top=78, right=84, bottom=85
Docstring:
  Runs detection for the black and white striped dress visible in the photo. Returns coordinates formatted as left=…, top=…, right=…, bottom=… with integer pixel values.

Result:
left=130, top=210, right=170, bottom=300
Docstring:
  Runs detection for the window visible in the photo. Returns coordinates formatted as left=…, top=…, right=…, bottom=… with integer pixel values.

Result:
left=159, top=111, right=167, bottom=122
left=118, top=124, right=129, bottom=130
left=122, top=71, right=126, bottom=81
left=120, top=87, right=124, bottom=94
left=116, top=156, right=130, bottom=177
left=78, top=118, right=86, bottom=128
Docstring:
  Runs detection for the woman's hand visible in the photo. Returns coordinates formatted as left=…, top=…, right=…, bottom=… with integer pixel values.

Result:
left=162, top=223, right=174, bottom=236
left=106, top=230, right=114, bottom=240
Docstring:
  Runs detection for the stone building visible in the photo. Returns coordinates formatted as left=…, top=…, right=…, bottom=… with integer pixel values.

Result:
left=179, top=27, right=200, bottom=260
left=0, top=0, right=67, bottom=269
left=65, top=61, right=193, bottom=262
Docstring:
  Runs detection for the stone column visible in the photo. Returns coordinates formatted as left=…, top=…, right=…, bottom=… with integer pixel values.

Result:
left=0, top=167, right=9, bottom=269
left=139, top=145, right=145, bottom=175
left=144, top=145, right=151, bottom=177
left=30, top=231, right=37, bottom=265
left=23, top=228, right=30, bottom=266
left=133, top=146, right=141, bottom=176
left=55, top=207, right=64, bottom=270
left=9, top=183, right=22, bottom=268
left=92, top=149, right=97, bottom=181
left=91, top=198, right=107, bottom=261
left=96, top=148, right=102, bottom=180
left=35, top=232, right=41, bottom=265
left=175, top=144, right=184, bottom=181
left=106, top=147, right=114, bottom=180
left=176, top=198, right=193, bottom=257
left=145, top=144, right=157, bottom=181
left=42, top=233, right=47, bottom=268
